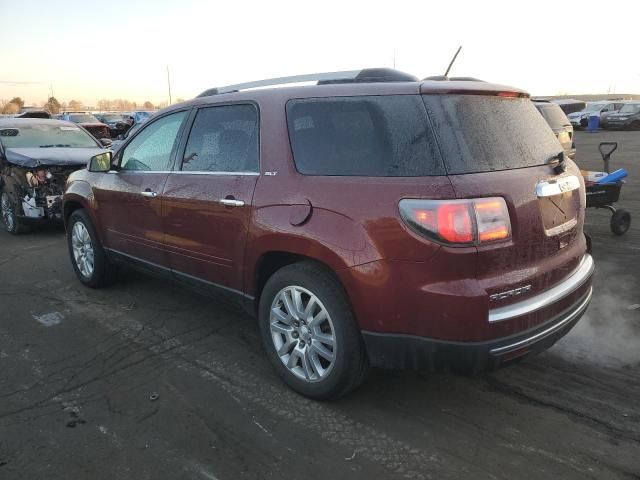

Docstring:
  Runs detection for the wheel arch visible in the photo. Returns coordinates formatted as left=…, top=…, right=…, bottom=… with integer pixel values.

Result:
left=251, top=251, right=351, bottom=315
left=63, top=180, right=103, bottom=239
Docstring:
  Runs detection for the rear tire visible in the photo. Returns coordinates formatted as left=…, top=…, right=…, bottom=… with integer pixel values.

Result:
left=1, top=191, right=30, bottom=235
left=610, top=209, right=631, bottom=235
left=258, top=262, right=369, bottom=400
left=67, top=209, right=118, bottom=287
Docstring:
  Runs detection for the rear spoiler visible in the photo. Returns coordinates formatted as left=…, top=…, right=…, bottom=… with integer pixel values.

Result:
left=420, top=81, right=530, bottom=98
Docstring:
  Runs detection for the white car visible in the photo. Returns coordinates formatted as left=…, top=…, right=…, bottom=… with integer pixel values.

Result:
left=567, top=102, right=623, bottom=128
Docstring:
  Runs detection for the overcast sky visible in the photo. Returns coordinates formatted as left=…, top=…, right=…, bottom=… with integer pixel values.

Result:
left=1, top=0, right=638, bottom=106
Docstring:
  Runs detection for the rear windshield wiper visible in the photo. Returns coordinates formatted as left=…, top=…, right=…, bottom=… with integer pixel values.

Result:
left=546, top=151, right=566, bottom=174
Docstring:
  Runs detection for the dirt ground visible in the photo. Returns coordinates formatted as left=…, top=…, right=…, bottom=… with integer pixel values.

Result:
left=0, top=130, right=639, bottom=480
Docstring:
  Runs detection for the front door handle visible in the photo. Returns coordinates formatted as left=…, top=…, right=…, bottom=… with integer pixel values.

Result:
left=219, top=198, right=245, bottom=207
left=141, top=190, right=158, bottom=198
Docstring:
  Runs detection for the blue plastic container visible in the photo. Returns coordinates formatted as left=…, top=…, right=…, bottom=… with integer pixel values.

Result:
left=587, top=114, right=600, bottom=132
left=597, top=168, right=628, bottom=183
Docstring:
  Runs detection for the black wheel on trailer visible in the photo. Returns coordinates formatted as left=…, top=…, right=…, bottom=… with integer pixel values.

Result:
left=610, top=209, right=631, bottom=235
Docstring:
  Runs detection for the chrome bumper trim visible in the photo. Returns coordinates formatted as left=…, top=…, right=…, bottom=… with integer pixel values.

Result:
left=490, top=287, right=592, bottom=356
left=489, top=253, right=594, bottom=323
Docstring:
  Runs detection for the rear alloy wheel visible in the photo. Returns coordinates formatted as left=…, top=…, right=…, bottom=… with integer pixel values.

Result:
left=269, top=286, right=337, bottom=382
left=259, top=262, right=369, bottom=400
left=1, top=191, right=29, bottom=234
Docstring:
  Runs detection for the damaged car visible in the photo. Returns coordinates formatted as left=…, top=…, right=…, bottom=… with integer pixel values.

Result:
left=0, top=118, right=107, bottom=234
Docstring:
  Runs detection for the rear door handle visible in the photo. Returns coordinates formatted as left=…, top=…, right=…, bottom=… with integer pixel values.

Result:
left=141, top=191, right=158, bottom=198
left=219, top=198, right=245, bottom=207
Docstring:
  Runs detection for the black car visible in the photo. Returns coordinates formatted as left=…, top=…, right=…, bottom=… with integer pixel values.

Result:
left=602, top=102, right=640, bottom=130
left=94, top=113, right=131, bottom=138
left=0, top=118, right=106, bottom=234
left=534, top=100, right=576, bottom=159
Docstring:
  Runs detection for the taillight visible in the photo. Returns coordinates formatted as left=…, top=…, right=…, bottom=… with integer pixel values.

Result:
left=474, top=198, right=511, bottom=242
left=399, top=197, right=511, bottom=246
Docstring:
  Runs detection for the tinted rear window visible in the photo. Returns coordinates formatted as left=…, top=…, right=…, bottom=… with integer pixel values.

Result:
left=286, top=95, right=445, bottom=176
left=422, top=95, right=561, bottom=174
left=536, top=104, right=571, bottom=129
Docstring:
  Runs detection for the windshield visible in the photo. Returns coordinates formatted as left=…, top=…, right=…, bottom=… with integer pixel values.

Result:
left=423, top=95, right=560, bottom=174
left=583, top=103, right=607, bottom=112
left=68, top=114, right=100, bottom=123
left=619, top=104, right=640, bottom=114
left=135, top=112, right=151, bottom=121
left=0, top=123, right=98, bottom=148
left=100, top=114, right=124, bottom=121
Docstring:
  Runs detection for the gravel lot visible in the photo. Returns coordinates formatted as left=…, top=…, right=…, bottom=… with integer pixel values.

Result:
left=0, top=130, right=639, bottom=480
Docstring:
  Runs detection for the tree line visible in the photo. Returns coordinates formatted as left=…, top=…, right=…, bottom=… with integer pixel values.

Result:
left=0, top=96, right=183, bottom=114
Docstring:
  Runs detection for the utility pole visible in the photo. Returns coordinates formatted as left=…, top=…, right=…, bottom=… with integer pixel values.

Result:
left=167, top=65, right=172, bottom=105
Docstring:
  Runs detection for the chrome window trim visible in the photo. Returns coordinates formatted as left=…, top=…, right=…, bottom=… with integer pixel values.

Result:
left=490, top=287, right=592, bottom=355
left=111, top=170, right=173, bottom=174
left=488, top=253, right=594, bottom=323
left=171, top=171, right=260, bottom=176
left=106, top=170, right=260, bottom=176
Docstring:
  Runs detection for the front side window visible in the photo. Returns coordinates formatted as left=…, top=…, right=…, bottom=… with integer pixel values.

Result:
left=120, top=111, right=187, bottom=171
left=620, top=104, right=640, bottom=114
left=181, top=104, right=258, bottom=172
left=286, top=95, right=444, bottom=176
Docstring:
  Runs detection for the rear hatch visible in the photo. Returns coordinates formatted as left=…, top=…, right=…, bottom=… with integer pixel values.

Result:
left=422, top=92, right=587, bottom=307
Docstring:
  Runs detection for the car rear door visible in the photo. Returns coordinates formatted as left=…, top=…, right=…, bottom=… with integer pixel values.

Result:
left=94, top=109, right=189, bottom=266
left=162, top=103, right=259, bottom=293
left=422, top=93, right=588, bottom=308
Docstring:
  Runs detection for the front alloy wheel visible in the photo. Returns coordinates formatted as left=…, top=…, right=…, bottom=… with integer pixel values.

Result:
left=1, top=192, right=15, bottom=232
left=270, top=286, right=337, bottom=382
left=71, top=221, right=95, bottom=278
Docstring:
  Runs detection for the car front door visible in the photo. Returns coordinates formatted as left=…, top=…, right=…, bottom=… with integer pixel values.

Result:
left=93, top=109, right=189, bottom=266
left=162, top=104, right=259, bottom=293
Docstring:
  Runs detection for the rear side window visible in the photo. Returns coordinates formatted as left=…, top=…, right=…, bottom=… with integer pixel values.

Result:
left=181, top=104, right=258, bottom=172
left=286, top=95, right=444, bottom=176
left=422, top=95, right=561, bottom=174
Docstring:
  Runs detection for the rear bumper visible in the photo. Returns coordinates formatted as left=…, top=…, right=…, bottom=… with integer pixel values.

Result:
left=362, top=254, right=594, bottom=371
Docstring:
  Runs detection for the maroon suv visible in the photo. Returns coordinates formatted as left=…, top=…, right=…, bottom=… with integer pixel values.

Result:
left=63, top=68, right=594, bottom=399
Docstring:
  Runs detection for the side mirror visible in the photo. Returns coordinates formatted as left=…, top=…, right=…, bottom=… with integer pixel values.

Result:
left=99, top=138, right=113, bottom=148
left=89, top=152, right=113, bottom=172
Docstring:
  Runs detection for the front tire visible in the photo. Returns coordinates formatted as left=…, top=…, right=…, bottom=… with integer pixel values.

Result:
left=1, top=191, right=29, bottom=235
left=258, top=262, right=369, bottom=400
left=67, top=209, right=117, bottom=287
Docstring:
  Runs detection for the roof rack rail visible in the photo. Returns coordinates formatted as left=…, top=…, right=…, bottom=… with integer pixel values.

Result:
left=196, top=68, right=418, bottom=98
